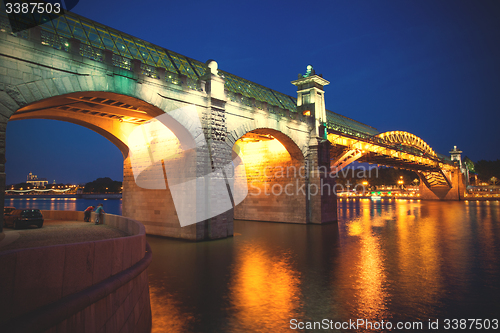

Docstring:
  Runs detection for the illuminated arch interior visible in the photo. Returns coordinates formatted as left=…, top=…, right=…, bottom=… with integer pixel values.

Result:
left=233, top=129, right=306, bottom=223
left=11, top=91, right=166, bottom=156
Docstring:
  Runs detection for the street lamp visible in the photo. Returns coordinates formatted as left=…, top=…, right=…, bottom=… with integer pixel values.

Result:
left=397, top=176, right=404, bottom=189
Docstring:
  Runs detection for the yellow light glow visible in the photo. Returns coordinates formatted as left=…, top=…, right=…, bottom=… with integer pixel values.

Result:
left=228, top=244, right=302, bottom=330
left=235, top=133, right=293, bottom=187
left=150, top=284, right=192, bottom=333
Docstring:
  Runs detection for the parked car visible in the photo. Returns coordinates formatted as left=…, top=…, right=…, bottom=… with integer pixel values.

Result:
left=4, top=206, right=16, bottom=215
left=4, top=209, right=44, bottom=229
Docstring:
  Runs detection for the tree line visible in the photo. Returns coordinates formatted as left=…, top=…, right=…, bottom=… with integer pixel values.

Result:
left=472, top=159, right=500, bottom=184
left=83, top=177, right=122, bottom=193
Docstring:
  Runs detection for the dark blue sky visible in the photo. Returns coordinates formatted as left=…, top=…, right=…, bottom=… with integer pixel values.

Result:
left=6, top=0, right=500, bottom=184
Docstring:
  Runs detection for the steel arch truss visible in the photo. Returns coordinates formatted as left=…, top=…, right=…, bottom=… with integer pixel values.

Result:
left=375, top=131, right=437, bottom=157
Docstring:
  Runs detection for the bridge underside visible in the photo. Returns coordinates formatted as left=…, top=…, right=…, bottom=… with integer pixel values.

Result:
left=331, top=146, right=439, bottom=172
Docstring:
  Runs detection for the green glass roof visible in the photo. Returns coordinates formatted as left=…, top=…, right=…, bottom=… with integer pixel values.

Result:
left=326, top=111, right=379, bottom=137
left=1, top=8, right=378, bottom=137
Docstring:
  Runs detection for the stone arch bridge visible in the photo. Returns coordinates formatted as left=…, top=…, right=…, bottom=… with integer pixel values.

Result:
left=0, top=10, right=465, bottom=239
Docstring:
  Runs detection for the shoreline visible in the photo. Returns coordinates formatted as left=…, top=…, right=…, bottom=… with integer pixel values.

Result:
left=5, top=194, right=498, bottom=201
left=4, top=193, right=122, bottom=199
left=340, top=196, right=500, bottom=201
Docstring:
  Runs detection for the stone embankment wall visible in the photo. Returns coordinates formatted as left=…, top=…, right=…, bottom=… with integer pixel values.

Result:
left=0, top=211, right=152, bottom=333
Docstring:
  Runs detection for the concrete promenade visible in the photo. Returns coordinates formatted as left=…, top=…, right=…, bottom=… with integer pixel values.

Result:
left=0, top=219, right=128, bottom=252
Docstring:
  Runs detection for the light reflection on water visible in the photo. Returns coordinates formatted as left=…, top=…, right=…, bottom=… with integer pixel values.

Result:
left=144, top=200, right=500, bottom=332
left=227, top=244, right=302, bottom=332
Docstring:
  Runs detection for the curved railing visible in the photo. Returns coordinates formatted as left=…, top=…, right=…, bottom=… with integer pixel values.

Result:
left=0, top=211, right=152, bottom=333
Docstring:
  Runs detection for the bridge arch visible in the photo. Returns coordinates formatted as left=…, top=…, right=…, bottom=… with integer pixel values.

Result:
left=2, top=80, right=206, bottom=238
left=10, top=91, right=163, bottom=157
left=2, top=74, right=195, bottom=120
left=228, top=121, right=307, bottom=160
left=230, top=126, right=307, bottom=224
left=375, top=131, right=437, bottom=157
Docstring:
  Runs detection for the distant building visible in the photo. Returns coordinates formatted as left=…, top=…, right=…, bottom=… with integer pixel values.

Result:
left=26, top=172, right=48, bottom=187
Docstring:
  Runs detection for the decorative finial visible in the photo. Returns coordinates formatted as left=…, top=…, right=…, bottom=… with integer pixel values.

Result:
left=302, top=65, right=315, bottom=78
left=206, top=59, right=218, bottom=75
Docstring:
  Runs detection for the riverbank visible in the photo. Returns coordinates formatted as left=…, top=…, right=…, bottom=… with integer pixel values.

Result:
left=341, top=195, right=500, bottom=201
left=4, top=193, right=122, bottom=199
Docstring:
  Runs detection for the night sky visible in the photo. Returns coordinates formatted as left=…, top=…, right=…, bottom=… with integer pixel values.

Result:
left=5, top=0, right=500, bottom=185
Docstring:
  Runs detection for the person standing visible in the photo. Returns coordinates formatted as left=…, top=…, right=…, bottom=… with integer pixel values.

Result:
left=95, top=203, right=105, bottom=225
left=84, top=205, right=94, bottom=222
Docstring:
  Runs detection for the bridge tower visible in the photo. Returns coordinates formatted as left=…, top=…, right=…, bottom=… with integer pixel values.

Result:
left=291, top=66, right=337, bottom=224
left=450, top=146, right=463, bottom=168
left=449, top=145, right=470, bottom=187
left=292, top=65, right=330, bottom=139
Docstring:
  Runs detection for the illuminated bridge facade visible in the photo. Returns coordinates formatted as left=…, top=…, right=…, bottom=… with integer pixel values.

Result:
left=0, top=9, right=465, bottom=238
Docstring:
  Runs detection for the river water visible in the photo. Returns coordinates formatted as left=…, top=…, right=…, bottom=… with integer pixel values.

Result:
left=147, top=199, right=500, bottom=332
left=7, top=198, right=500, bottom=332
left=4, top=197, right=122, bottom=215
